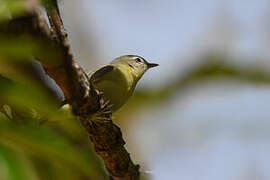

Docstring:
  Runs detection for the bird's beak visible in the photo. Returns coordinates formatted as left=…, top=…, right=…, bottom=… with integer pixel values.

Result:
left=147, top=62, right=159, bottom=68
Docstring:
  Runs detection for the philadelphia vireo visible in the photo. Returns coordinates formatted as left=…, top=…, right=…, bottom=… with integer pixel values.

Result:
left=89, top=55, right=158, bottom=112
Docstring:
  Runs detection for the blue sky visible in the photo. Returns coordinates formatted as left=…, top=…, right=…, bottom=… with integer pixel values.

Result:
left=60, top=0, right=270, bottom=179
left=61, top=0, right=270, bottom=85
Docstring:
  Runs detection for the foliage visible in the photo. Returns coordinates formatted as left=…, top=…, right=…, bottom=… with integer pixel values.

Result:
left=0, top=1, right=106, bottom=179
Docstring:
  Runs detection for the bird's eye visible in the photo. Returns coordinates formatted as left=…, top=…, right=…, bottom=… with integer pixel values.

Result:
left=135, top=58, right=143, bottom=63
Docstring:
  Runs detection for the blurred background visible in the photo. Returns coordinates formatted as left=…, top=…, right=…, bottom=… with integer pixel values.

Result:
left=1, top=0, right=270, bottom=179
left=60, top=0, right=270, bottom=179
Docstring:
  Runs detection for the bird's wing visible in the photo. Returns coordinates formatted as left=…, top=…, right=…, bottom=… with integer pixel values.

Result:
left=90, top=65, right=115, bottom=83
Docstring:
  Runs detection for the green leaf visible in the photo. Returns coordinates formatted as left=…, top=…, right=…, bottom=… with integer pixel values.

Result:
left=0, top=120, right=106, bottom=180
left=0, top=35, right=62, bottom=64
left=0, top=145, right=39, bottom=180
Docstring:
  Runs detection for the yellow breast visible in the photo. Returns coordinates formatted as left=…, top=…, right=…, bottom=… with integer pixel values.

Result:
left=92, top=64, right=136, bottom=112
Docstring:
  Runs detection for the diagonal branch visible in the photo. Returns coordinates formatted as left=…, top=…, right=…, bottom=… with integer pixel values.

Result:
left=2, top=0, right=140, bottom=178
left=36, top=1, right=140, bottom=180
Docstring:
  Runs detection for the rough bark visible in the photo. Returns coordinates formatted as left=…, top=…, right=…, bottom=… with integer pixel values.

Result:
left=3, top=1, right=140, bottom=179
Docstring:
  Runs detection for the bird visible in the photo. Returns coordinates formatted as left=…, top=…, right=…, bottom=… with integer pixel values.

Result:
left=89, top=55, right=158, bottom=112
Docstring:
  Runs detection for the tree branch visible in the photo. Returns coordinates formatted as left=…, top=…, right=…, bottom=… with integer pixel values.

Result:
left=13, top=1, right=141, bottom=179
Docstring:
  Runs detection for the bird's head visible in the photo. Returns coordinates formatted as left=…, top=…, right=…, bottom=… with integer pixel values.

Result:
left=111, top=55, right=159, bottom=79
